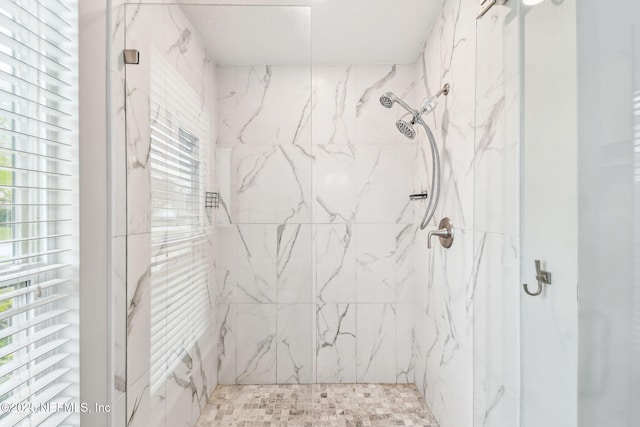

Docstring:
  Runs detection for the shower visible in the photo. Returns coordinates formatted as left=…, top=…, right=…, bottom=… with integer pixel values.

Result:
left=379, top=83, right=450, bottom=229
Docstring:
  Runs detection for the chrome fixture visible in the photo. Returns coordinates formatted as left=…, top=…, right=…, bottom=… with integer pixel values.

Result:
left=477, top=0, right=510, bottom=20
left=523, top=260, right=552, bottom=296
left=379, top=92, right=397, bottom=109
left=427, top=217, right=454, bottom=249
left=123, top=49, right=140, bottom=64
left=379, top=83, right=450, bottom=120
left=417, top=84, right=450, bottom=115
left=396, top=118, right=417, bottom=139
left=379, top=84, right=450, bottom=230
left=409, top=192, right=429, bottom=201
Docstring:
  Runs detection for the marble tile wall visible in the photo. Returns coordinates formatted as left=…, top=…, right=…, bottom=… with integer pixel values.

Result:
left=112, top=3, right=219, bottom=427
left=412, top=1, right=521, bottom=427
left=215, top=64, right=421, bottom=386
left=412, top=1, right=477, bottom=426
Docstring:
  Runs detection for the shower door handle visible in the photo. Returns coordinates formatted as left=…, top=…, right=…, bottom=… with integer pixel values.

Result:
left=523, top=259, right=551, bottom=296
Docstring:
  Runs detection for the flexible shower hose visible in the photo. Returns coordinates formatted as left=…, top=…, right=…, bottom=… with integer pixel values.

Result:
left=417, top=117, right=441, bottom=230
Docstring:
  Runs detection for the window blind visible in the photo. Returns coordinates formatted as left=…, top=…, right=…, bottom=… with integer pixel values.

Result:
left=149, top=49, right=211, bottom=394
left=0, top=0, right=78, bottom=426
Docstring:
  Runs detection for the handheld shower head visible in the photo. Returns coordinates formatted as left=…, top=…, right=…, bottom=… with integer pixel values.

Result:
left=396, top=118, right=416, bottom=139
left=379, top=92, right=397, bottom=109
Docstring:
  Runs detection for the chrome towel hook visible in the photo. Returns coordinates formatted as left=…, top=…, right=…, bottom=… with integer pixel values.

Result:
left=523, top=259, right=551, bottom=296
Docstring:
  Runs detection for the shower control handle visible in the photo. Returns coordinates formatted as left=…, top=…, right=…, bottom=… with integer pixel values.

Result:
left=428, top=217, right=454, bottom=249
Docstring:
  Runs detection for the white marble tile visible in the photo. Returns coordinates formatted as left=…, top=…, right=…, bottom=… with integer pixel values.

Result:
left=111, top=394, right=126, bottom=427
left=149, top=379, right=166, bottom=427
left=312, top=66, right=356, bottom=145
left=217, top=65, right=311, bottom=145
left=316, top=303, right=356, bottom=383
left=355, top=144, right=416, bottom=224
left=235, top=304, right=277, bottom=384
left=395, top=304, right=415, bottom=384
left=277, top=145, right=313, bottom=223
left=192, top=336, right=218, bottom=418
left=164, top=353, right=194, bottom=427
left=276, top=304, right=314, bottom=384
left=214, top=226, right=236, bottom=303
left=216, top=147, right=233, bottom=226
left=473, top=232, right=519, bottom=422
left=416, top=227, right=475, bottom=427
left=474, top=382, right=519, bottom=427
left=421, top=228, right=474, bottom=354
left=276, top=224, right=312, bottom=303
left=315, top=224, right=356, bottom=303
left=474, top=77, right=520, bottom=235
left=355, top=65, right=417, bottom=145
left=127, top=233, right=151, bottom=386
left=313, top=144, right=356, bottom=224
left=188, top=343, right=210, bottom=418
left=356, top=304, right=396, bottom=383
left=126, top=371, right=150, bottom=427
left=229, top=144, right=280, bottom=223
left=413, top=307, right=430, bottom=400
left=231, top=224, right=277, bottom=303
left=230, top=144, right=312, bottom=224
left=422, top=342, right=474, bottom=427
left=216, top=304, right=237, bottom=385
left=414, top=0, right=476, bottom=110
left=112, top=236, right=127, bottom=404
left=356, top=224, right=418, bottom=303
left=124, top=5, right=166, bottom=236
left=475, top=2, right=520, bottom=96
left=163, top=5, right=209, bottom=102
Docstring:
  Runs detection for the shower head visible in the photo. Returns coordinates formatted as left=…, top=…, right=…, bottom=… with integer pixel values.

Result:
left=396, top=119, right=416, bottom=139
left=379, top=92, right=397, bottom=109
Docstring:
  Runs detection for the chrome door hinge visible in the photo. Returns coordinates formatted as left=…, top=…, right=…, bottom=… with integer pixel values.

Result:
left=123, top=49, right=140, bottom=65
left=477, top=0, right=509, bottom=20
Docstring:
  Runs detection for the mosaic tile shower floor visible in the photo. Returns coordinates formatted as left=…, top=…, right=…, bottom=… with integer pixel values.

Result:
left=195, top=384, right=439, bottom=427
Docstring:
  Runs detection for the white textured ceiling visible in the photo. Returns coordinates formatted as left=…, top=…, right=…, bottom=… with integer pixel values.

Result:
left=181, top=1, right=442, bottom=65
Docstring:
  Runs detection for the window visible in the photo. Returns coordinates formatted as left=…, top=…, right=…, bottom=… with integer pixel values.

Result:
left=149, top=49, right=211, bottom=393
left=0, top=0, right=78, bottom=425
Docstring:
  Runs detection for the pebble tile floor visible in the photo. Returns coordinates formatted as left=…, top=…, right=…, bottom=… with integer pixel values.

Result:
left=195, top=384, right=439, bottom=427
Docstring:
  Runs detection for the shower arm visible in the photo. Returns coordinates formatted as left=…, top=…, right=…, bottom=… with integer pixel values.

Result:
left=396, top=83, right=451, bottom=119
left=394, top=98, right=421, bottom=118
left=435, top=83, right=451, bottom=98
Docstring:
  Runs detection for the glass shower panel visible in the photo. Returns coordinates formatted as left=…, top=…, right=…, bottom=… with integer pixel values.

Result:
left=520, top=1, right=578, bottom=426
left=576, top=0, right=640, bottom=425
left=473, top=2, right=520, bottom=426
left=124, top=4, right=220, bottom=426
left=123, top=4, right=312, bottom=425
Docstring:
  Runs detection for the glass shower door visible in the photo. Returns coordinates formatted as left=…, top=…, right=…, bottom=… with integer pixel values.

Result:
left=473, top=1, right=578, bottom=426
left=123, top=5, right=220, bottom=426
left=122, top=4, right=313, bottom=426
left=520, top=1, right=578, bottom=426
